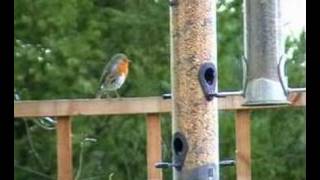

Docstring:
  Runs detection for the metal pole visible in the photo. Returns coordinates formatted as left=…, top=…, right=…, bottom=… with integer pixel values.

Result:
left=243, top=0, right=289, bottom=106
left=170, top=0, right=219, bottom=179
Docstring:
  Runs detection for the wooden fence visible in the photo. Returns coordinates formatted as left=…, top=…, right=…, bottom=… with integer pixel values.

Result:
left=14, top=91, right=305, bottom=180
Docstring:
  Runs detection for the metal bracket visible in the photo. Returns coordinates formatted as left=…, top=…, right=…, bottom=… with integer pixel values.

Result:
left=155, top=132, right=188, bottom=171
left=172, top=132, right=188, bottom=171
left=241, top=56, right=248, bottom=97
left=182, top=164, right=218, bottom=180
left=219, top=159, right=235, bottom=167
left=155, top=162, right=180, bottom=169
left=278, top=55, right=289, bottom=96
left=162, top=93, right=172, bottom=99
left=198, top=63, right=226, bottom=101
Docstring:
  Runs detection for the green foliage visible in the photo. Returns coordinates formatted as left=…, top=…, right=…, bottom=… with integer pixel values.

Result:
left=14, top=0, right=305, bottom=179
left=252, top=109, right=306, bottom=180
left=217, top=0, right=244, bottom=91
left=285, top=32, right=306, bottom=88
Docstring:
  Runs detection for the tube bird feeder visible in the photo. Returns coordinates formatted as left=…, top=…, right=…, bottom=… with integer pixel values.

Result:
left=243, top=0, right=290, bottom=106
left=170, top=0, right=219, bottom=179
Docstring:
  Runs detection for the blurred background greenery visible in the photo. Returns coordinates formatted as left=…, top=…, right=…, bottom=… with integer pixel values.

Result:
left=14, top=0, right=305, bottom=179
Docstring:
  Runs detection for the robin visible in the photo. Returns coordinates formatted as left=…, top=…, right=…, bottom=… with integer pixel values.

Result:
left=96, top=53, right=131, bottom=98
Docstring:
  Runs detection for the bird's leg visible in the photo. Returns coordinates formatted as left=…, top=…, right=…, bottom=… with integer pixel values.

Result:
left=96, top=91, right=103, bottom=99
left=105, top=92, right=111, bottom=99
left=114, top=90, right=120, bottom=98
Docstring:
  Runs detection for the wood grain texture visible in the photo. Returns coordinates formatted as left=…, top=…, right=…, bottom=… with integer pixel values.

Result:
left=235, top=110, right=251, bottom=180
left=57, top=116, right=73, bottom=180
left=146, top=114, right=163, bottom=180
left=14, top=97, right=171, bottom=118
left=14, top=92, right=305, bottom=118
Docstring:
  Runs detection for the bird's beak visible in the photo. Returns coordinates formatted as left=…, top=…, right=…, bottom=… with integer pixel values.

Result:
left=127, top=59, right=132, bottom=63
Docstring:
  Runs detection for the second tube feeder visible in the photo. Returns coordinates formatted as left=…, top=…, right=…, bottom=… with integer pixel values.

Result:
left=243, top=0, right=289, bottom=105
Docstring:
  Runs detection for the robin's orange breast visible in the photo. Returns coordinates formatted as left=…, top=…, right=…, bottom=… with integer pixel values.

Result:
left=117, top=61, right=129, bottom=77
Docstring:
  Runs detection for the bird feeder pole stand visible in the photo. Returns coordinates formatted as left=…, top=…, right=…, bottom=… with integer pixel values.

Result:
left=170, top=0, right=219, bottom=179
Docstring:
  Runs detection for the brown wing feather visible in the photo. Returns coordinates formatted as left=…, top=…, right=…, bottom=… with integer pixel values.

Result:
left=98, top=60, right=116, bottom=88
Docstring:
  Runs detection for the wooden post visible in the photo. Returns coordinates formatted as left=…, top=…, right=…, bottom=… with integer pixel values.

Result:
left=235, top=110, right=251, bottom=180
left=57, top=116, right=73, bottom=180
left=146, top=114, right=163, bottom=180
left=170, top=0, right=219, bottom=179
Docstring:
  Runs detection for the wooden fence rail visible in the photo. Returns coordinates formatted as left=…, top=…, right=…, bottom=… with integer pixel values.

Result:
left=14, top=92, right=305, bottom=118
left=14, top=92, right=305, bottom=180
